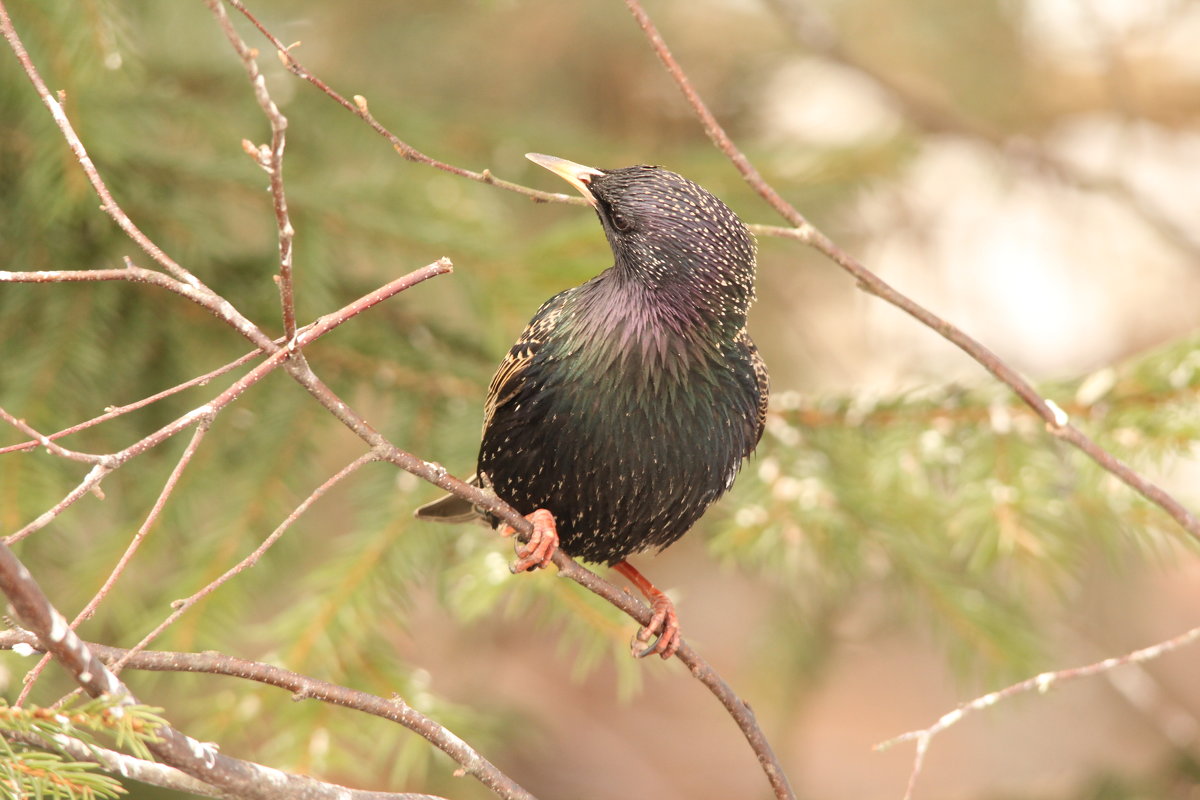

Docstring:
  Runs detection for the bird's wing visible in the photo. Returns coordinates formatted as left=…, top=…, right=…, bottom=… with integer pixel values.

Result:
left=738, top=328, right=770, bottom=450
left=482, top=289, right=570, bottom=431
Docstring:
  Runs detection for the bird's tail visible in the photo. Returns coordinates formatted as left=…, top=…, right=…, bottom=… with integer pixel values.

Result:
left=413, top=473, right=486, bottom=524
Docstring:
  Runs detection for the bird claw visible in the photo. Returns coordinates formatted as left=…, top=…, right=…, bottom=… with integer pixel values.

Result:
left=499, top=508, right=559, bottom=573
left=630, top=592, right=680, bottom=660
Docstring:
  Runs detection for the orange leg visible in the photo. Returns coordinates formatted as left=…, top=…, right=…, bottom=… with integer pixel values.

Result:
left=613, top=560, right=681, bottom=660
left=498, top=508, right=559, bottom=573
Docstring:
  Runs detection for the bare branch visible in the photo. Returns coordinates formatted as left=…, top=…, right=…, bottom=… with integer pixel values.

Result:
left=0, top=540, right=450, bottom=800
left=272, top=336, right=799, bottom=800
left=0, top=263, right=273, bottom=351
left=0, top=630, right=540, bottom=800
left=2, top=463, right=111, bottom=546
left=762, top=0, right=1200, bottom=263
left=0, top=5, right=239, bottom=303
left=875, top=624, right=1200, bottom=800
left=2, top=257, right=449, bottom=553
left=4, top=729, right=232, bottom=800
left=0, top=408, right=108, bottom=466
left=107, top=452, right=376, bottom=676
left=204, top=0, right=298, bottom=337
left=221, top=0, right=587, bottom=208
left=14, top=419, right=215, bottom=706
left=0, top=345, right=264, bottom=457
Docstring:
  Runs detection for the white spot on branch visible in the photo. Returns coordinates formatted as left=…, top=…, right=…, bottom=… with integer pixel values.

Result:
left=1044, top=398, right=1069, bottom=427
left=49, top=611, right=69, bottom=643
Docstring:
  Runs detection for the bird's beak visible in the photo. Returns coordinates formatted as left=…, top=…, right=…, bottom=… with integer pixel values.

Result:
left=526, top=153, right=604, bottom=207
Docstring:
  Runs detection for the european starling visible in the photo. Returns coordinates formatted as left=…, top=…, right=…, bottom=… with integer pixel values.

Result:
left=417, top=153, right=768, bottom=658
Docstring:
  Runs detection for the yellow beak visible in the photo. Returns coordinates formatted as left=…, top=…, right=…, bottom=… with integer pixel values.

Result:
left=526, top=153, right=604, bottom=207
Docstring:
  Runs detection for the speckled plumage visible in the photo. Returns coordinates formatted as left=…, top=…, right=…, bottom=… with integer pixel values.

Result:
left=418, top=158, right=768, bottom=566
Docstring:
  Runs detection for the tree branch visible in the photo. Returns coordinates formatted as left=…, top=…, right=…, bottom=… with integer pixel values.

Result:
left=0, top=345, right=265, bottom=457
left=1, top=462, right=111, bottom=546
left=105, top=452, right=377, bottom=677
left=761, top=0, right=1200, bottom=264
left=0, top=540, right=449, bottom=800
left=0, top=630, right=539, bottom=800
left=875, top=623, right=1200, bottom=800
left=221, top=0, right=588, bottom=208
left=205, top=0, right=298, bottom=338
left=14, top=420, right=213, bottom=706
left=3, top=729, right=233, bottom=800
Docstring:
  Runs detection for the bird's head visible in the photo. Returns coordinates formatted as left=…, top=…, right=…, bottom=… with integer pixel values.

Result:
left=526, top=153, right=756, bottom=323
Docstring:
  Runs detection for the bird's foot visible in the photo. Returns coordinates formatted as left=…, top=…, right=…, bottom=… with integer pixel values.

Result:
left=499, top=508, right=559, bottom=573
left=632, top=590, right=680, bottom=659
left=613, top=560, right=681, bottom=660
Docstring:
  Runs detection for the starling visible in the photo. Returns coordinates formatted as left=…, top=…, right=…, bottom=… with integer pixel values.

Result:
left=417, top=153, right=768, bottom=658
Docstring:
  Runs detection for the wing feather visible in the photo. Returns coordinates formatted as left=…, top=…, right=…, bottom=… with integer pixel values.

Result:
left=737, top=328, right=769, bottom=451
left=482, top=290, right=570, bottom=431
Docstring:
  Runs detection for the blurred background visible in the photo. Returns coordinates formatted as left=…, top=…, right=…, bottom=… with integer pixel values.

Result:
left=1, top=1, right=1199, bottom=798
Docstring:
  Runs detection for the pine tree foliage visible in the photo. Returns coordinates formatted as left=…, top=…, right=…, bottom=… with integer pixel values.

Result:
left=714, top=331, right=1200, bottom=677
left=0, top=696, right=165, bottom=799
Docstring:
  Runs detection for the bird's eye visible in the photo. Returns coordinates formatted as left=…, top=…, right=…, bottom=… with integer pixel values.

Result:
left=610, top=210, right=633, bottom=232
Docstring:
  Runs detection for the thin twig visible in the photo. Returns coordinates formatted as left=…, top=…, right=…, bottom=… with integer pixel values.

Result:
left=621, top=0, right=1200, bottom=545
left=0, top=6, right=209, bottom=291
left=2, top=463, right=111, bottom=546
left=0, top=262, right=272, bottom=351
left=874, top=623, right=1200, bottom=800
left=221, top=0, right=587, bottom=208
left=0, top=345, right=264, bottom=456
left=14, top=418, right=215, bottom=707
left=205, top=0, right=298, bottom=337
left=2, top=261, right=451, bottom=552
left=0, top=408, right=108, bottom=466
left=107, top=452, right=376, bottom=676
left=761, top=0, right=1200, bottom=264
left=0, top=538, right=449, bottom=800
left=0, top=630, right=540, bottom=800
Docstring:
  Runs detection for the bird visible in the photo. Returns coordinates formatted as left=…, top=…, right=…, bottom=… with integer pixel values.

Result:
left=416, top=153, right=768, bottom=659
